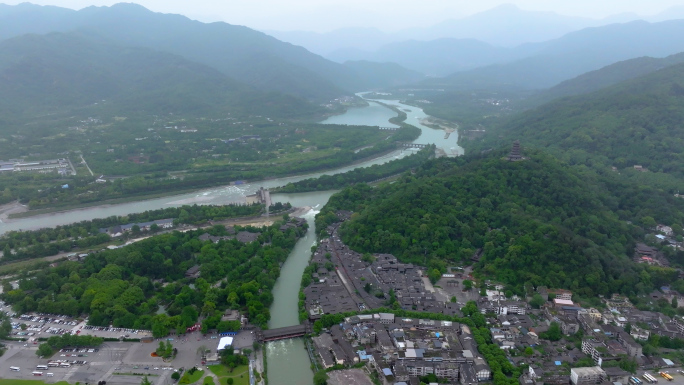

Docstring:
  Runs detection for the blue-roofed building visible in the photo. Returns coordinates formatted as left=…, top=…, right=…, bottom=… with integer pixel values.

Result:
left=357, top=350, right=373, bottom=361
left=382, top=368, right=393, bottom=376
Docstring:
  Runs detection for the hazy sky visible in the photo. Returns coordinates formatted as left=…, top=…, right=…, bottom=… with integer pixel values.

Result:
left=5, top=0, right=684, bottom=32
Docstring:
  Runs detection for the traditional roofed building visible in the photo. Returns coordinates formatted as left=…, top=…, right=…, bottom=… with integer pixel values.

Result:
left=506, top=140, right=524, bottom=162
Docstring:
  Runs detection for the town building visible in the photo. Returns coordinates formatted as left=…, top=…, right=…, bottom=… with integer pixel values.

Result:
left=581, top=339, right=605, bottom=364
left=185, top=265, right=201, bottom=279
left=630, top=325, right=650, bottom=341
left=570, top=367, right=606, bottom=385
left=617, top=332, right=643, bottom=357
left=554, top=290, right=573, bottom=301
left=674, top=316, right=684, bottom=334
left=553, top=298, right=574, bottom=308
left=657, top=225, right=674, bottom=236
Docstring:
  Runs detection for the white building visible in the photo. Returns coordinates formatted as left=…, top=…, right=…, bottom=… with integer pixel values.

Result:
left=217, top=336, right=233, bottom=350
left=657, top=225, right=673, bottom=236
left=555, top=290, right=573, bottom=301
left=571, top=367, right=606, bottom=385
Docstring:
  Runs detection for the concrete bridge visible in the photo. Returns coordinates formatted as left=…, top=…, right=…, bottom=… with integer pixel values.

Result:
left=400, top=143, right=429, bottom=149
left=258, top=324, right=309, bottom=342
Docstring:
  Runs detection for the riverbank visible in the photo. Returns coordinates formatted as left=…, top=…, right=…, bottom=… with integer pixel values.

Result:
left=317, top=97, right=370, bottom=121
left=0, top=206, right=305, bottom=273
left=419, top=116, right=459, bottom=133
left=6, top=188, right=208, bottom=220
left=0, top=201, right=28, bottom=221
left=8, top=148, right=404, bottom=220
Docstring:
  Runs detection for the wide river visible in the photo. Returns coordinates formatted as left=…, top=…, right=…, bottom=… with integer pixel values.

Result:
left=0, top=96, right=462, bottom=385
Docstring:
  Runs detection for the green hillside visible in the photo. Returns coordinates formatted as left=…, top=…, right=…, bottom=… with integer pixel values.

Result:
left=316, top=150, right=684, bottom=297
left=0, top=32, right=321, bottom=121
left=466, top=61, right=684, bottom=181
left=535, top=52, right=684, bottom=102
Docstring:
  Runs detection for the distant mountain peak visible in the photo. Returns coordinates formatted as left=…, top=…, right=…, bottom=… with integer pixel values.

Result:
left=487, top=3, right=522, bottom=12
left=109, top=2, right=151, bottom=11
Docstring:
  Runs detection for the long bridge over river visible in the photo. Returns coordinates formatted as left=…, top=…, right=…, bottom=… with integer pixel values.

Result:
left=257, top=324, right=310, bottom=342
left=400, top=143, right=429, bottom=149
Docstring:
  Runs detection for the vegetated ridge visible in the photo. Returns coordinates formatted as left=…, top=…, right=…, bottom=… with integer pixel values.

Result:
left=466, top=61, right=684, bottom=182
left=533, top=52, right=684, bottom=103
left=316, top=150, right=684, bottom=297
left=0, top=2, right=421, bottom=100
left=0, top=32, right=321, bottom=121
left=425, top=19, right=684, bottom=90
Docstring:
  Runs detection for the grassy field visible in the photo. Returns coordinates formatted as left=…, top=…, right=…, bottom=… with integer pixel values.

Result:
left=179, top=368, right=205, bottom=384
left=0, top=381, right=70, bottom=385
left=209, top=365, right=250, bottom=385
left=203, top=376, right=216, bottom=385
left=0, top=258, right=47, bottom=275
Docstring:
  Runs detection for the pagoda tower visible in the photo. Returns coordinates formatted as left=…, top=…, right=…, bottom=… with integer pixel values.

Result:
left=506, top=140, right=523, bottom=161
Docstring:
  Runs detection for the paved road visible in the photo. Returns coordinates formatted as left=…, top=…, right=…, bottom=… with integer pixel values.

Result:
left=249, top=359, right=255, bottom=385
left=254, top=348, right=264, bottom=385
left=80, top=154, right=94, bottom=176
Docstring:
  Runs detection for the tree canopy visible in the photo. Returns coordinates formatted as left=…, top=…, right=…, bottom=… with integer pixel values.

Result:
left=316, top=149, right=684, bottom=297
left=1, top=219, right=306, bottom=331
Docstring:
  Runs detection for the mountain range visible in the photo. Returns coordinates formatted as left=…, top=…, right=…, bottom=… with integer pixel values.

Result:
left=0, top=32, right=322, bottom=121
left=320, top=18, right=684, bottom=81
left=328, top=38, right=520, bottom=77
left=0, top=3, right=423, bottom=101
left=422, top=19, right=684, bottom=89
left=269, top=3, right=684, bottom=58
left=4, top=2, right=684, bottom=123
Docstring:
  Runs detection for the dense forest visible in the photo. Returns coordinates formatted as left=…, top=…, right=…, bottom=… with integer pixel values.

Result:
left=1, top=217, right=306, bottom=333
left=316, top=149, right=684, bottom=297
left=0, top=203, right=266, bottom=262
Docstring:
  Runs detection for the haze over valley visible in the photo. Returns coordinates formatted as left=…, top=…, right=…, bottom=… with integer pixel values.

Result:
left=2, top=2, right=684, bottom=385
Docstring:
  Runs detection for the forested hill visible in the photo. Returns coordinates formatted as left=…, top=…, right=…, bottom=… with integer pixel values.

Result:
left=316, top=150, right=684, bottom=297
left=467, top=61, right=684, bottom=180
left=0, top=32, right=321, bottom=121
left=533, top=52, right=684, bottom=103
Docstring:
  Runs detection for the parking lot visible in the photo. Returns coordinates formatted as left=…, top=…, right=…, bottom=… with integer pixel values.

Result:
left=1, top=302, right=152, bottom=340
left=327, top=369, right=374, bottom=385
left=638, top=370, right=684, bottom=385
left=0, top=329, right=256, bottom=384
left=79, top=324, right=153, bottom=339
